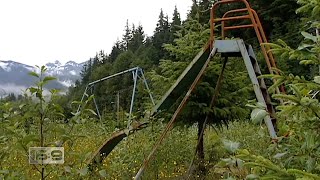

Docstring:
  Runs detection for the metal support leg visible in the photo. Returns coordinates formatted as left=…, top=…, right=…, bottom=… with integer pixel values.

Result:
left=91, top=86, right=102, bottom=122
left=117, top=91, right=120, bottom=126
left=140, top=68, right=155, bottom=106
left=77, top=85, right=88, bottom=113
left=186, top=57, right=228, bottom=178
left=128, top=69, right=138, bottom=127
left=237, top=40, right=277, bottom=139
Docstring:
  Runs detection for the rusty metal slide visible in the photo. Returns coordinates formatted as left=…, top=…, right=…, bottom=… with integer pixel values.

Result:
left=150, top=43, right=211, bottom=115
left=87, top=122, right=148, bottom=165
left=86, top=43, right=212, bottom=165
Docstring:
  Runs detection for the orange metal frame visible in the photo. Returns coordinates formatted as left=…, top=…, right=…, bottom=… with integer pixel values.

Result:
left=210, top=0, right=282, bottom=92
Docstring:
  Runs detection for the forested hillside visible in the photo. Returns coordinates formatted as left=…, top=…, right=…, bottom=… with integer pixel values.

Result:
left=1, top=0, right=320, bottom=179
left=66, top=0, right=306, bottom=120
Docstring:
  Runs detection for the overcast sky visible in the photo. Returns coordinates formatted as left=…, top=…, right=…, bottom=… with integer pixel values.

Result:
left=0, top=0, right=192, bottom=66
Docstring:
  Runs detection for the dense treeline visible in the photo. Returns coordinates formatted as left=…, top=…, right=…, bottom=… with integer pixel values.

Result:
left=67, top=0, right=302, bottom=113
left=66, top=6, right=182, bottom=114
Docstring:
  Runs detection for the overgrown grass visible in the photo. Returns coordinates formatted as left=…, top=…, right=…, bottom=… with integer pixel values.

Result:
left=1, top=118, right=273, bottom=179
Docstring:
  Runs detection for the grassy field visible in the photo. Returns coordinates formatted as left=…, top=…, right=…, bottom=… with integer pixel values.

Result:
left=1, top=118, right=271, bottom=179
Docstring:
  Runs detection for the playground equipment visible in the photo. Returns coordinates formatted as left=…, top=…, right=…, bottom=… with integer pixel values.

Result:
left=134, top=0, right=283, bottom=178
left=86, top=0, right=284, bottom=178
left=77, top=67, right=155, bottom=125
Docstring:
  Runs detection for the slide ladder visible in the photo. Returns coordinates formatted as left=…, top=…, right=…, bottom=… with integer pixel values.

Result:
left=247, top=44, right=277, bottom=128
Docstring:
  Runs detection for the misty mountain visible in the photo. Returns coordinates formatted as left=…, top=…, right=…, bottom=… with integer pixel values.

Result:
left=0, top=60, right=84, bottom=95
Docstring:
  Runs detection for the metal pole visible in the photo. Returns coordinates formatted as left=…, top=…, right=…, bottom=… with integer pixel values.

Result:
left=91, top=86, right=102, bottom=122
left=128, top=69, right=138, bottom=127
left=186, top=56, right=228, bottom=179
left=88, top=67, right=139, bottom=86
left=139, top=68, right=155, bottom=106
left=117, top=91, right=120, bottom=126
left=77, top=85, right=89, bottom=113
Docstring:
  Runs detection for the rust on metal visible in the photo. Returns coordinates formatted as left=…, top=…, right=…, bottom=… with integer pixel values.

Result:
left=86, top=122, right=148, bottom=166
left=210, top=0, right=285, bottom=93
left=224, top=24, right=254, bottom=30
left=214, top=15, right=250, bottom=22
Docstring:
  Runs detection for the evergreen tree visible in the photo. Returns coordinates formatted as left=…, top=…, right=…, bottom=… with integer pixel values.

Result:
left=5, top=93, right=16, bottom=102
left=198, top=0, right=212, bottom=25
left=17, top=94, right=23, bottom=101
left=108, top=40, right=123, bottom=63
left=250, top=0, right=301, bottom=46
left=92, top=54, right=100, bottom=69
left=187, top=0, right=213, bottom=25
left=169, top=6, right=182, bottom=43
left=97, top=50, right=107, bottom=64
left=80, top=58, right=92, bottom=84
left=152, top=9, right=171, bottom=62
left=188, top=0, right=199, bottom=20
left=121, top=19, right=132, bottom=50
left=128, top=24, right=145, bottom=52
left=132, top=36, right=158, bottom=69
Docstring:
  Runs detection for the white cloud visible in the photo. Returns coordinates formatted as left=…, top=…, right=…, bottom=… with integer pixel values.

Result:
left=0, top=0, right=192, bottom=66
left=0, top=83, right=27, bottom=95
left=0, top=83, right=60, bottom=96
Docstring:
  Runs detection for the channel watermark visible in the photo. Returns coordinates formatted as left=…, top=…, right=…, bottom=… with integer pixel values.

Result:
left=29, top=147, right=64, bottom=164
